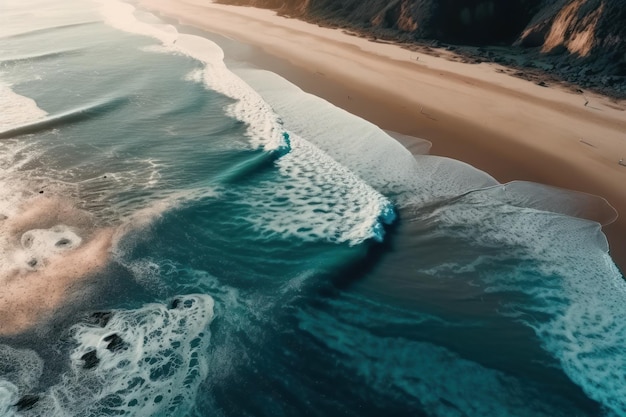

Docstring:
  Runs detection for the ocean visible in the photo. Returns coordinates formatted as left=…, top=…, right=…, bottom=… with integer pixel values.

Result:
left=1, top=0, right=625, bottom=416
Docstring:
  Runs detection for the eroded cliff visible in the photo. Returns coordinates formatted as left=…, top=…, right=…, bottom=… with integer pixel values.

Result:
left=216, top=0, right=626, bottom=96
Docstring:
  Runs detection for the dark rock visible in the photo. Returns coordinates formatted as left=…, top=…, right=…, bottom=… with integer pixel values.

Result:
left=81, top=350, right=99, bottom=369
left=536, top=81, right=548, bottom=87
left=217, top=0, right=543, bottom=45
left=27, top=259, right=38, bottom=268
left=38, top=190, right=44, bottom=194
left=103, top=333, right=128, bottom=352
left=169, top=298, right=181, bottom=309
left=89, top=311, right=113, bottom=327
left=14, top=395, right=39, bottom=411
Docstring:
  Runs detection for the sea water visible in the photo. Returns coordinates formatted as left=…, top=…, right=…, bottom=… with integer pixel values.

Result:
left=0, top=0, right=625, bottom=416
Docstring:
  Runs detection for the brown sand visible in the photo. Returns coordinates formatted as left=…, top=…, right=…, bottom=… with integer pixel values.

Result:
left=0, top=197, right=114, bottom=336
left=138, top=0, right=626, bottom=271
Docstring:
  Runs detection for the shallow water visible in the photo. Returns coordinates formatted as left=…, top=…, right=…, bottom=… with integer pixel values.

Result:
left=1, top=0, right=625, bottom=416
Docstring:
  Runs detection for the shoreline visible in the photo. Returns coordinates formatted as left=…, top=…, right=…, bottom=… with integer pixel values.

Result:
left=137, top=0, right=626, bottom=272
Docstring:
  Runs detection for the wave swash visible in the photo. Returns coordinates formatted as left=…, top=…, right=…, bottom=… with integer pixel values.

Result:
left=1, top=0, right=625, bottom=416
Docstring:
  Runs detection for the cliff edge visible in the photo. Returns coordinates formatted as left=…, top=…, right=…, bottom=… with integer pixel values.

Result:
left=216, top=0, right=626, bottom=97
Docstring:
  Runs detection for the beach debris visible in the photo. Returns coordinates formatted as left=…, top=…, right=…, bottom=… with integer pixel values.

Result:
left=420, top=106, right=437, bottom=121
left=619, top=158, right=626, bottom=166
left=579, top=139, right=596, bottom=147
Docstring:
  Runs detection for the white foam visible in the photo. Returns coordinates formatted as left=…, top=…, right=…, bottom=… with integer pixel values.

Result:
left=0, top=139, right=210, bottom=333
left=0, top=139, right=87, bottom=281
left=385, top=130, right=433, bottom=155
left=27, top=294, right=215, bottom=416
left=419, top=191, right=626, bottom=416
left=0, top=345, right=44, bottom=392
left=232, top=134, right=395, bottom=244
left=298, top=303, right=576, bottom=417
left=481, top=181, right=618, bottom=226
left=0, top=345, right=44, bottom=416
left=233, top=67, right=499, bottom=206
left=96, top=0, right=287, bottom=151
left=95, top=2, right=394, bottom=244
left=15, top=225, right=83, bottom=271
left=111, top=186, right=218, bottom=251
left=0, top=128, right=217, bottom=333
left=0, top=381, right=19, bottom=417
left=0, top=84, right=48, bottom=131
left=93, top=0, right=178, bottom=45
left=0, top=140, right=41, bottom=221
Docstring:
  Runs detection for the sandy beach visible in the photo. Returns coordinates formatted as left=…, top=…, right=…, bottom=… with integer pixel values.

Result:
left=138, top=0, right=626, bottom=271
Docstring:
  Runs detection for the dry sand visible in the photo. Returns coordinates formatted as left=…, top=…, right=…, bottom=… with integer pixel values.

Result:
left=138, top=0, right=626, bottom=271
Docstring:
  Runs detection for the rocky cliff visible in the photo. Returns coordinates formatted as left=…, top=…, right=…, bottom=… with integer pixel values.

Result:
left=517, top=0, right=626, bottom=75
left=217, top=0, right=626, bottom=96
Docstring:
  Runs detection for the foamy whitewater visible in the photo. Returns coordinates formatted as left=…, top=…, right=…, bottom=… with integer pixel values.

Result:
left=0, top=0, right=625, bottom=415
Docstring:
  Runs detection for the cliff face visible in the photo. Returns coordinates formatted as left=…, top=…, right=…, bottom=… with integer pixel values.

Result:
left=216, top=0, right=626, bottom=94
left=517, top=0, right=626, bottom=76
left=222, top=0, right=543, bottom=44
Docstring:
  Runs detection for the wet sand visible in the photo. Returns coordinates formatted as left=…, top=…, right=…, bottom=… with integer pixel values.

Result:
left=138, top=0, right=626, bottom=272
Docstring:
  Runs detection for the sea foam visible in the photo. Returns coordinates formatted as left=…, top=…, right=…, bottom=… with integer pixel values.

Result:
left=226, top=34, right=625, bottom=416
left=95, top=0, right=286, bottom=152
left=0, top=345, right=44, bottom=416
left=98, top=0, right=395, bottom=245
left=297, top=294, right=582, bottom=417
left=420, top=190, right=626, bottom=416
left=0, top=295, right=214, bottom=417
left=225, top=134, right=396, bottom=244
left=233, top=67, right=618, bottom=226
left=233, top=67, right=499, bottom=205
left=0, top=84, right=48, bottom=131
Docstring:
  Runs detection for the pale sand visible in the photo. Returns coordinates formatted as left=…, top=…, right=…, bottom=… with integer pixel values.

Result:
left=138, top=0, right=626, bottom=270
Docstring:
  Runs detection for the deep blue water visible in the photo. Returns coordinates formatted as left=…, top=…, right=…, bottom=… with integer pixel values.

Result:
left=1, top=0, right=625, bottom=416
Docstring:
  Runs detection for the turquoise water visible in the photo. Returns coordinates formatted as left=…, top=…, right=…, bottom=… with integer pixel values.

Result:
left=1, top=0, right=625, bottom=416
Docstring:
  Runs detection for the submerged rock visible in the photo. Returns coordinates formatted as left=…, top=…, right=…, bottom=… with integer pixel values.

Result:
left=169, top=298, right=181, bottom=309
left=81, top=350, right=99, bottom=369
left=104, top=333, right=128, bottom=353
left=89, top=311, right=113, bottom=327
left=14, top=394, right=39, bottom=411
